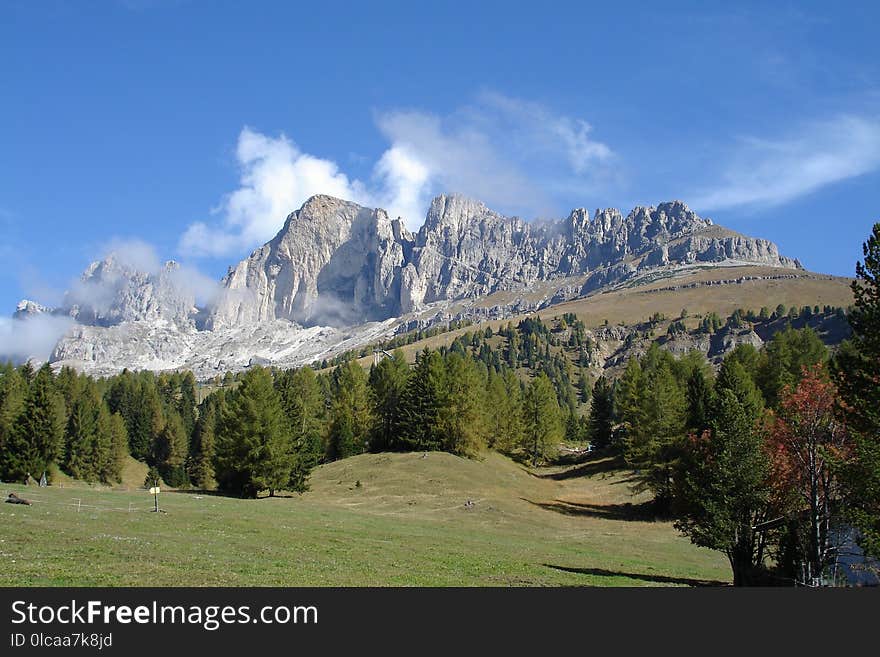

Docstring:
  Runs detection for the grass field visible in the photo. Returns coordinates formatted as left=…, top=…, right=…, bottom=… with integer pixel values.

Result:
left=1, top=451, right=729, bottom=587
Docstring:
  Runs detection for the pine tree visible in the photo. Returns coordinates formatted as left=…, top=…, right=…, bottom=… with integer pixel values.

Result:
left=835, top=222, right=880, bottom=558
left=154, top=411, right=189, bottom=487
left=674, top=386, right=773, bottom=586
left=188, top=402, right=217, bottom=489
left=587, top=375, right=614, bottom=450
left=439, top=354, right=487, bottom=457
left=9, top=363, right=65, bottom=481
left=397, top=349, right=446, bottom=451
left=486, top=369, right=524, bottom=453
left=367, top=350, right=410, bottom=452
left=325, top=361, right=372, bottom=460
left=214, top=366, right=295, bottom=497
left=521, top=372, right=562, bottom=466
left=0, top=364, right=27, bottom=480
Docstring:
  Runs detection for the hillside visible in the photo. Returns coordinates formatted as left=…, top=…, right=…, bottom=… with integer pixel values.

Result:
left=1, top=451, right=728, bottom=586
left=338, top=265, right=854, bottom=369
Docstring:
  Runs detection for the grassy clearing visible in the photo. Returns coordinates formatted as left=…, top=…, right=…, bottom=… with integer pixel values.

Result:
left=1, top=451, right=727, bottom=587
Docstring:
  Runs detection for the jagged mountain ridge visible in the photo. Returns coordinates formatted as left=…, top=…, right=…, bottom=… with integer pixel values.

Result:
left=207, top=194, right=799, bottom=329
left=14, top=193, right=801, bottom=376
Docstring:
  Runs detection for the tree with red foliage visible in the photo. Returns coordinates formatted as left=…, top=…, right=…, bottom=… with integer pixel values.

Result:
left=768, top=364, right=851, bottom=586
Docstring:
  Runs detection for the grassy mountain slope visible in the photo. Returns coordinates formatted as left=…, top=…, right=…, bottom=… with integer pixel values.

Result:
left=1, top=451, right=727, bottom=586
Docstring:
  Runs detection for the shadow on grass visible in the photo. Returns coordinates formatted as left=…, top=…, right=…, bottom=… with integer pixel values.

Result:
left=543, top=564, right=728, bottom=587
left=523, top=498, right=659, bottom=521
left=537, top=453, right=625, bottom=480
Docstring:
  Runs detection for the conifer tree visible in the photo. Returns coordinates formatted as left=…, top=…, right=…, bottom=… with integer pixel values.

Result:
left=439, top=354, right=487, bottom=457
left=326, top=361, right=372, bottom=460
left=835, top=222, right=880, bottom=557
left=486, top=369, right=524, bottom=453
left=277, top=367, right=326, bottom=467
left=214, top=366, right=294, bottom=497
left=757, top=326, right=828, bottom=407
left=685, top=366, right=713, bottom=434
left=92, top=405, right=114, bottom=483
left=397, top=349, right=446, bottom=451
left=616, top=357, right=646, bottom=454
left=675, top=384, right=773, bottom=586
left=367, top=350, right=410, bottom=452
left=625, top=349, right=687, bottom=506
left=521, top=372, right=562, bottom=466
left=587, top=375, right=614, bottom=450
left=64, top=381, right=101, bottom=481
left=578, top=369, right=591, bottom=404
left=188, top=402, right=217, bottom=489
left=105, top=412, right=128, bottom=484
left=0, top=365, right=27, bottom=480
left=154, top=410, right=189, bottom=487
left=10, top=363, right=65, bottom=480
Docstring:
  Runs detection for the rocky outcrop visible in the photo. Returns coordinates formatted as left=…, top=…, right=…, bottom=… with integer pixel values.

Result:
left=207, top=194, right=799, bottom=329
left=18, top=193, right=803, bottom=376
left=58, top=256, right=198, bottom=327
left=208, top=195, right=413, bottom=329
left=13, top=300, right=51, bottom=319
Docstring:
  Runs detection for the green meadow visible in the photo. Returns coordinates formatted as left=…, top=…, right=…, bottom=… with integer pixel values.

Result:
left=2, top=451, right=727, bottom=587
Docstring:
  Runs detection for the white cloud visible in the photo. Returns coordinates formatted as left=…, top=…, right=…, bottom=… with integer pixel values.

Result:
left=61, top=239, right=222, bottom=317
left=103, top=238, right=163, bottom=274
left=690, top=114, right=880, bottom=211
left=179, top=94, right=615, bottom=256
left=0, top=314, right=75, bottom=364
left=180, top=128, right=370, bottom=257
left=372, top=108, right=546, bottom=222
left=476, top=91, right=613, bottom=174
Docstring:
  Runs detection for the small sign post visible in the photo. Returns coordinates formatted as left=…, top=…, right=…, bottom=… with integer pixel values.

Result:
left=149, top=486, right=160, bottom=512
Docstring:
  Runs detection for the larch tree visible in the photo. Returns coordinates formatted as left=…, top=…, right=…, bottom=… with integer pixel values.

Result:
left=768, top=364, right=850, bottom=586
left=439, top=354, right=487, bottom=457
left=326, top=361, right=373, bottom=460
left=485, top=369, right=524, bottom=453
left=521, top=372, right=562, bottom=466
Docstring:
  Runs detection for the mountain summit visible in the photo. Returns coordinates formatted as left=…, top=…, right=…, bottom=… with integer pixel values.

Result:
left=15, top=194, right=801, bottom=376
left=207, top=193, right=799, bottom=329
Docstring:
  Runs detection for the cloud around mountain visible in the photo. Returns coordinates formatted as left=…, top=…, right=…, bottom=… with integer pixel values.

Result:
left=178, top=93, right=615, bottom=258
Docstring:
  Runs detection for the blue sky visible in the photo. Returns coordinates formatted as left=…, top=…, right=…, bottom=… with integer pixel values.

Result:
left=1, top=0, right=879, bottom=313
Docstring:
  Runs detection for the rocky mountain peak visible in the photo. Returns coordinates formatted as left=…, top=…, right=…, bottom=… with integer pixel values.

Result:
left=25, top=192, right=805, bottom=376
left=13, top=299, right=50, bottom=319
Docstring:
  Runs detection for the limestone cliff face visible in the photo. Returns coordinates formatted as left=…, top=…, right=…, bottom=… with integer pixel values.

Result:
left=207, top=195, right=414, bottom=329
left=206, top=194, right=800, bottom=328
left=27, top=192, right=803, bottom=375
left=51, top=256, right=197, bottom=327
